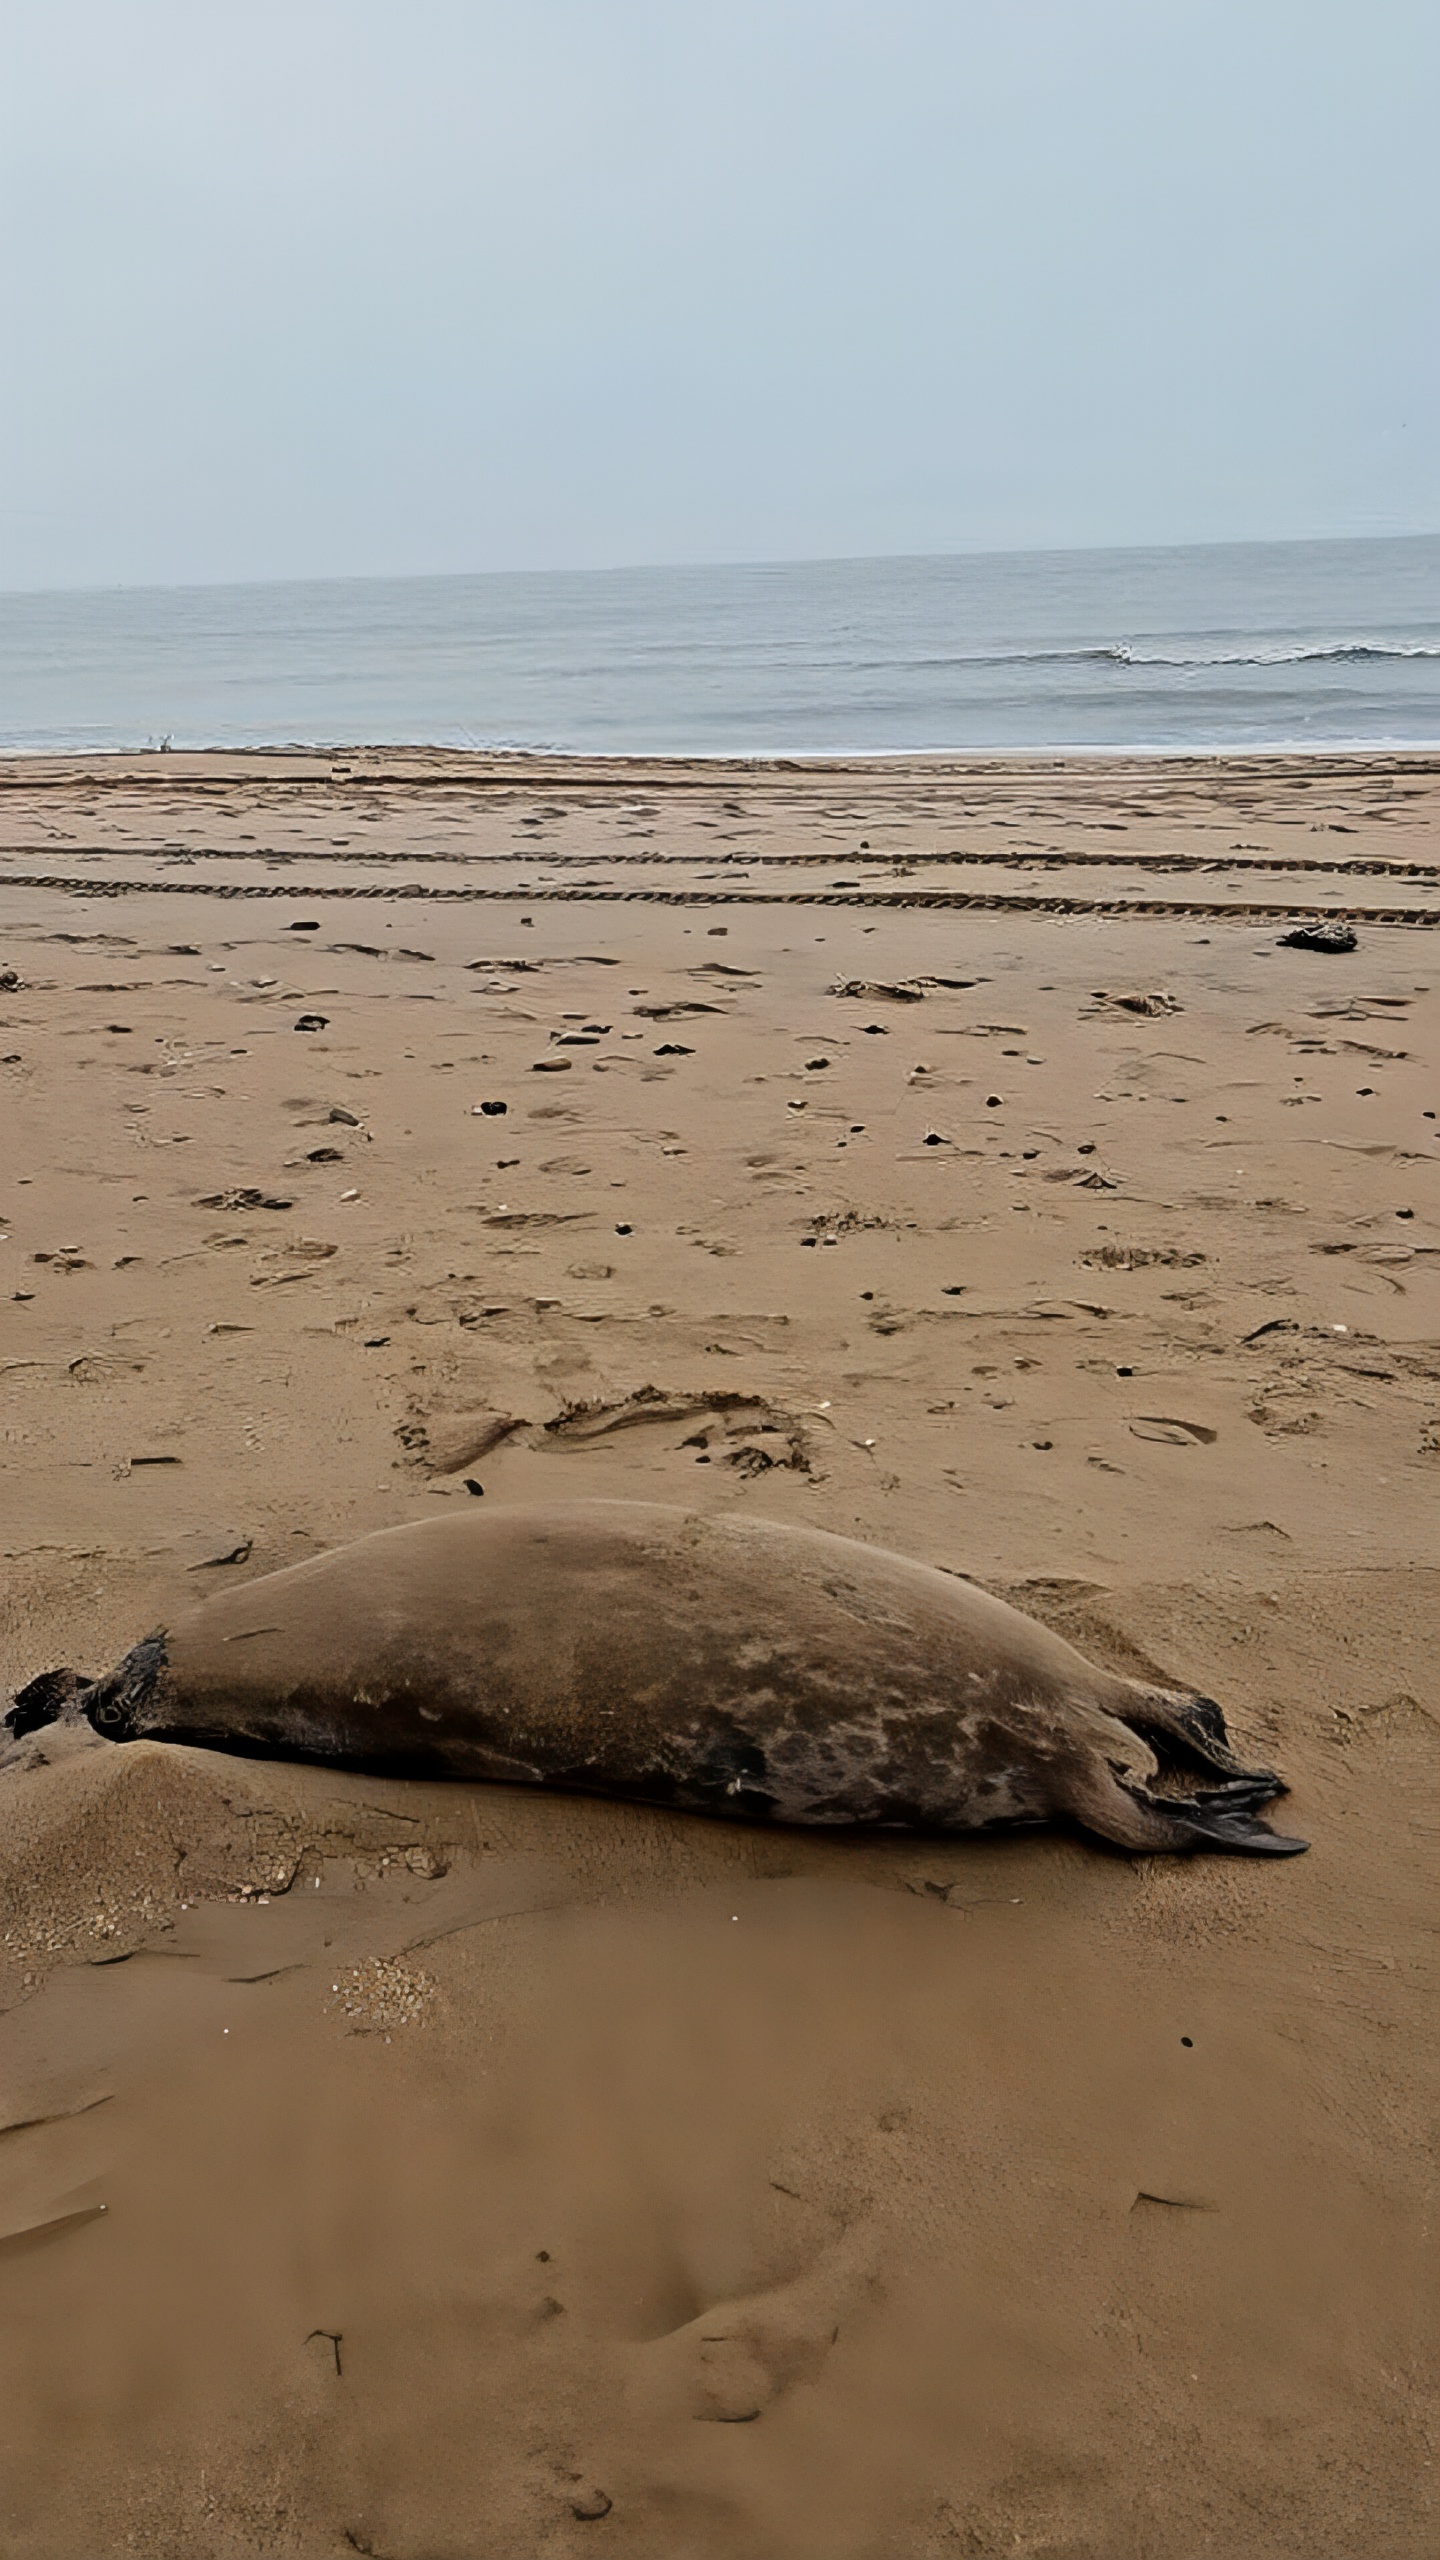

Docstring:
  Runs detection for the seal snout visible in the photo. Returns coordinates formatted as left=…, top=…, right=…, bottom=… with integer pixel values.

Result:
left=4, top=1666, right=94, bottom=1742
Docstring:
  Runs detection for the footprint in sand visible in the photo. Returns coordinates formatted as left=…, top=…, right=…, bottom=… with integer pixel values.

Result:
left=630, top=2221, right=880, bottom=2425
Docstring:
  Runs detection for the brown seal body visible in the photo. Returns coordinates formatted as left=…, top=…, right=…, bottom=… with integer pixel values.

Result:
left=10, top=1503, right=1305, bottom=1855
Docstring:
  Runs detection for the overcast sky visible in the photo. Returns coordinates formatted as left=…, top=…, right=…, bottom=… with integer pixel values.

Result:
left=2, top=0, right=1436, bottom=591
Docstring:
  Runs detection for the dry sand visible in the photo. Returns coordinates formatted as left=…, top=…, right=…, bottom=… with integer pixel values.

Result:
left=1, top=750, right=1436, bottom=2558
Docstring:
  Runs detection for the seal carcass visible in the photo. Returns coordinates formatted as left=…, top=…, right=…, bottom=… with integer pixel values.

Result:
left=8, top=1502, right=1305, bottom=1855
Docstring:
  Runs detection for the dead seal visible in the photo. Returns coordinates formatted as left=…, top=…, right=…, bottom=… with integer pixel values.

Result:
left=7, top=1503, right=1305, bottom=1855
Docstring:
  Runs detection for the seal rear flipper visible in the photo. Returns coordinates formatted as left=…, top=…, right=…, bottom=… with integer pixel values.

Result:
left=1119, top=1686, right=1283, bottom=1789
left=1120, top=1778, right=1309, bottom=1858
left=1061, top=1754, right=1308, bottom=1856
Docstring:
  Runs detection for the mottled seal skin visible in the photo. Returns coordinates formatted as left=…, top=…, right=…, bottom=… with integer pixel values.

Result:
left=7, top=1503, right=1305, bottom=1856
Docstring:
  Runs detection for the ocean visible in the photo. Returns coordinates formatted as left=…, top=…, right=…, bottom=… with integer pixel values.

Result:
left=2, top=535, right=1436, bottom=757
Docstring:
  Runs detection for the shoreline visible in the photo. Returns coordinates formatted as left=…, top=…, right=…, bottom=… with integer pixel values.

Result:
left=5, top=739, right=1440, bottom=771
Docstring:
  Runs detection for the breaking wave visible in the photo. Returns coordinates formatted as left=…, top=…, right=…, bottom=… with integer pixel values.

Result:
left=5, top=536, right=1438, bottom=750
left=876, top=640, right=1440, bottom=675
left=1103, top=639, right=1440, bottom=669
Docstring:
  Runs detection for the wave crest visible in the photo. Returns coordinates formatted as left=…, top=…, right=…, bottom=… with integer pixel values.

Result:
left=1107, top=639, right=1440, bottom=669
left=857, top=639, right=1440, bottom=677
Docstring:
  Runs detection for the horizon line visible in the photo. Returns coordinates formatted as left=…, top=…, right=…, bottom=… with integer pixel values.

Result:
left=4, top=526, right=1438, bottom=606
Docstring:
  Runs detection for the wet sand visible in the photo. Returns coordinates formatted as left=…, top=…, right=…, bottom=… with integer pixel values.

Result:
left=2, top=751, right=1436, bottom=2558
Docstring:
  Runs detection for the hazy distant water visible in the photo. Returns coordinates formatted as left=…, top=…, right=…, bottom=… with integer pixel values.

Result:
left=3, top=536, right=1437, bottom=756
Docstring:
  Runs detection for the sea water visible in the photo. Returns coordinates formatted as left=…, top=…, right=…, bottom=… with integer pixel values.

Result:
left=2, top=535, right=1436, bottom=756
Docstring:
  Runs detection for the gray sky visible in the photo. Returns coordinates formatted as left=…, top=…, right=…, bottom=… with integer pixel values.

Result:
left=2, top=0, right=1436, bottom=591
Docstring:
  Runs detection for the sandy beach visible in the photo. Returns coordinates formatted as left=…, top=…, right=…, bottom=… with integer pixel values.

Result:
left=2, top=749, right=1436, bottom=2558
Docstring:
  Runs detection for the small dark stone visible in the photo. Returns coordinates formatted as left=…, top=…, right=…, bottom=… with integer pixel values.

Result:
left=464, top=1479, right=484, bottom=1496
left=186, top=1530, right=253, bottom=1570
left=328, top=1106, right=361, bottom=1125
left=196, top=1188, right=292, bottom=1212
left=288, top=920, right=320, bottom=931
left=615, top=1222, right=632, bottom=1235
left=1278, top=920, right=1357, bottom=954
left=294, top=1014, right=329, bottom=1032
left=306, top=1146, right=344, bottom=1164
